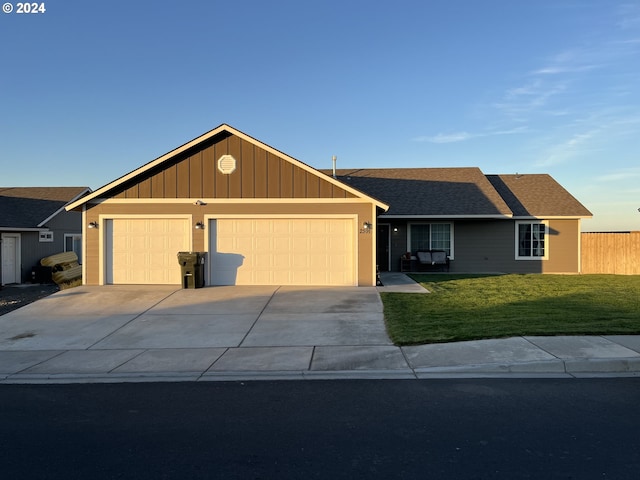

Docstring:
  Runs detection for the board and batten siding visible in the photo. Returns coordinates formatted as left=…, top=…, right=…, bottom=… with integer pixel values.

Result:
left=112, top=133, right=354, bottom=200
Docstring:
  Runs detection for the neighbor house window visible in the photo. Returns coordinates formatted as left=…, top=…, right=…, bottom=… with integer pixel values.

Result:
left=64, top=234, right=82, bottom=263
left=516, top=221, right=548, bottom=260
left=409, top=223, right=452, bottom=257
left=39, top=231, right=54, bottom=242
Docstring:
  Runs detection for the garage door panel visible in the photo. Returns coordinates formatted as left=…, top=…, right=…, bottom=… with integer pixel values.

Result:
left=211, top=218, right=354, bottom=286
left=107, top=219, right=190, bottom=285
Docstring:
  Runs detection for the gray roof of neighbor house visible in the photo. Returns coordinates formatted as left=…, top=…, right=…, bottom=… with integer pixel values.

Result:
left=0, top=187, right=91, bottom=229
left=486, top=174, right=592, bottom=217
left=321, top=168, right=591, bottom=218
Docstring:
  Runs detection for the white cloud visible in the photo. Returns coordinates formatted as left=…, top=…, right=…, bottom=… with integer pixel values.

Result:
left=413, top=127, right=527, bottom=144
left=595, top=167, right=640, bottom=182
left=535, top=130, right=600, bottom=167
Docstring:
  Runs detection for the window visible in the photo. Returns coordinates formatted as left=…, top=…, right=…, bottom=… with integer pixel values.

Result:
left=64, top=234, right=82, bottom=263
left=409, top=223, right=452, bottom=256
left=39, top=231, right=53, bottom=242
left=516, top=221, right=547, bottom=260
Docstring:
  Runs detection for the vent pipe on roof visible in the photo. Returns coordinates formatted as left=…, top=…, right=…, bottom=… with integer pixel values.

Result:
left=332, top=155, right=337, bottom=179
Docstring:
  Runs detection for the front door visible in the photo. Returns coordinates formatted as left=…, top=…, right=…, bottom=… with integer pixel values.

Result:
left=1, top=233, right=21, bottom=285
left=377, top=224, right=390, bottom=272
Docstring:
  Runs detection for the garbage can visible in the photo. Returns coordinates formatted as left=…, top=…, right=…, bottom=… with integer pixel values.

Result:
left=177, top=252, right=206, bottom=289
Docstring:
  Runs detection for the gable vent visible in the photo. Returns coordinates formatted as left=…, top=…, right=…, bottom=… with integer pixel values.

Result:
left=217, top=155, right=237, bottom=174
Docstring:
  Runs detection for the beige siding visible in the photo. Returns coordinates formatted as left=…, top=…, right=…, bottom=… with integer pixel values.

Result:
left=84, top=202, right=375, bottom=286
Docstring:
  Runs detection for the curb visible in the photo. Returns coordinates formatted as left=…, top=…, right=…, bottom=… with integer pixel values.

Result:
left=2, top=358, right=640, bottom=384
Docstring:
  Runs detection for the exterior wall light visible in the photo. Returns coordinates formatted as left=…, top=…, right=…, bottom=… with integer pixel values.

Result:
left=88, top=221, right=98, bottom=229
left=363, top=221, right=372, bottom=230
left=195, top=222, right=205, bottom=230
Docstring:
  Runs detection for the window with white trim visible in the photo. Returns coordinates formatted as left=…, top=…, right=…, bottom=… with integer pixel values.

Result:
left=409, top=223, right=452, bottom=256
left=515, top=221, right=548, bottom=260
left=39, top=231, right=53, bottom=242
left=64, top=233, right=82, bottom=264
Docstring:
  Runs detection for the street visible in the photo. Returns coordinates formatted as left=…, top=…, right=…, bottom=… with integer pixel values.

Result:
left=2, top=379, right=639, bottom=479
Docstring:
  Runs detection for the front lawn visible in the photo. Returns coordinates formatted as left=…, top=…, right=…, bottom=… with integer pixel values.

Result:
left=381, top=274, right=640, bottom=345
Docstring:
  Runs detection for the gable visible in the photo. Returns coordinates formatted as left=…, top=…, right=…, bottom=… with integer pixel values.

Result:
left=112, top=132, right=356, bottom=200
left=67, top=125, right=387, bottom=210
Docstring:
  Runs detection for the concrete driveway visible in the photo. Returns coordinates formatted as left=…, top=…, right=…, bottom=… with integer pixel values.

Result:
left=0, top=285, right=401, bottom=380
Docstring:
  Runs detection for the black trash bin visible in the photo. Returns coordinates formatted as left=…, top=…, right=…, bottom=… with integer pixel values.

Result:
left=177, top=252, right=206, bottom=289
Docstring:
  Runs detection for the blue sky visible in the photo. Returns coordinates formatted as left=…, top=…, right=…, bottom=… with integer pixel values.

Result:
left=2, top=0, right=639, bottom=231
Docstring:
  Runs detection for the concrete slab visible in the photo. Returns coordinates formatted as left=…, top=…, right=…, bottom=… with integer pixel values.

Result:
left=264, top=287, right=382, bottom=314
left=112, top=348, right=227, bottom=373
left=241, top=313, right=392, bottom=347
left=207, top=347, right=313, bottom=371
left=311, top=346, right=410, bottom=371
left=21, top=349, right=144, bottom=374
left=403, top=337, right=557, bottom=369
left=0, top=314, right=140, bottom=351
left=0, top=350, right=64, bottom=374
left=603, top=335, right=640, bottom=354
left=92, top=314, right=258, bottom=349
left=4, top=285, right=179, bottom=318
left=525, top=336, right=640, bottom=359
left=377, top=272, right=430, bottom=293
left=148, top=286, right=277, bottom=315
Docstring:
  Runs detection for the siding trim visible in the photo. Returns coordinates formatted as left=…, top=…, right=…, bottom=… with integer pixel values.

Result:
left=89, top=197, right=377, bottom=205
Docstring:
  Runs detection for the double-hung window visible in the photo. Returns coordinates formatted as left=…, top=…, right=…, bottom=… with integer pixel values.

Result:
left=516, top=221, right=547, bottom=260
left=409, top=223, right=452, bottom=257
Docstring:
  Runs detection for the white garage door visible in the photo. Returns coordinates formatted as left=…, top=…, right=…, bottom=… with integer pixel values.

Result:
left=210, top=218, right=355, bottom=286
left=106, top=218, right=190, bottom=284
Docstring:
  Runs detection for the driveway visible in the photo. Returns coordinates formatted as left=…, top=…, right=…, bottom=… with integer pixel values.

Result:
left=0, top=285, right=400, bottom=379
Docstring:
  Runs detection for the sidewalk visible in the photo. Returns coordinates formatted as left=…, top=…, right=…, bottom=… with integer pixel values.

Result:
left=1, top=274, right=639, bottom=384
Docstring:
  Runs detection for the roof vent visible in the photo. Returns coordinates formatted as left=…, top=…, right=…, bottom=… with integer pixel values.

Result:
left=217, top=155, right=237, bottom=174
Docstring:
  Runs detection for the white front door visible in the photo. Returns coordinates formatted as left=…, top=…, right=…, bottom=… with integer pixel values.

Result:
left=1, top=233, right=21, bottom=285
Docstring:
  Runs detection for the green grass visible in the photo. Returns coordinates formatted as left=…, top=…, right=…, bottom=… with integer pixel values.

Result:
left=381, top=274, right=640, bottom=345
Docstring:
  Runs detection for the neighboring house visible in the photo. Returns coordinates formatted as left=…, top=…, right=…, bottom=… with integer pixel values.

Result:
left=65, top=124, right=591, bottom=287
left=0, top=187, right=91, bottom=285
left=66, top=125, right=388, bottom=287
left=324, top=168, right=592, bottom=274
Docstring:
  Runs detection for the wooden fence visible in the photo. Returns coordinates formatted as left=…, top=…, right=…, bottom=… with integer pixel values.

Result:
left=581, top=231, right=640, bottom=275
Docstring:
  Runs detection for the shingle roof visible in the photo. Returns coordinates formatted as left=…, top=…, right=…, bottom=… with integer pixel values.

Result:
left=321, top=168, right=514, bottom=217
left=0, top=187, right=90, bottom=228
left=319, top=168, right=591, bottom=218
left=486, top=174, right=592, bottom=217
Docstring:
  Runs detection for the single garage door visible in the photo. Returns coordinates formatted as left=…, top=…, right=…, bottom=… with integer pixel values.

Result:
left=210, top=218, right=355, bottom=286
left=106, top=218, right=190, bottom=284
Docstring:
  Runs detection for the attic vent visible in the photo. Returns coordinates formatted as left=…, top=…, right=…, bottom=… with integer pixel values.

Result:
left=217, top=155, right=237, bottom=174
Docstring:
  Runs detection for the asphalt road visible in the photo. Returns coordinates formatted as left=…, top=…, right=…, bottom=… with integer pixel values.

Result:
left=2, top=379, right=639, bottom=479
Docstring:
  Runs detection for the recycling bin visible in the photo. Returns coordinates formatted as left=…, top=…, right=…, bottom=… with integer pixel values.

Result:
left=177, top=252, right=206, bottom=289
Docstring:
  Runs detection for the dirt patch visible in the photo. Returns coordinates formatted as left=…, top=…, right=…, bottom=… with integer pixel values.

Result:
left=0, top=284, right=59, bottom=316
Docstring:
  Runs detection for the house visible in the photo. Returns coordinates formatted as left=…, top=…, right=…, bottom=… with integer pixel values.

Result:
left=65, top=125, right=388, bottom=287
left=324, top=168, right=592, bottom=274
left=0, top=187, right=91, bottom=285
left=65, top=124, right=592, bottom=287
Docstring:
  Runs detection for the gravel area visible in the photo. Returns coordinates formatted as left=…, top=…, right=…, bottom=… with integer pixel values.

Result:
left=0, top=284, right=59, bottom=316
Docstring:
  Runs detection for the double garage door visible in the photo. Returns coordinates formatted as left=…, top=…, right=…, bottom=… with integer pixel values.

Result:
left=106, top=218, right=355, bottom=286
